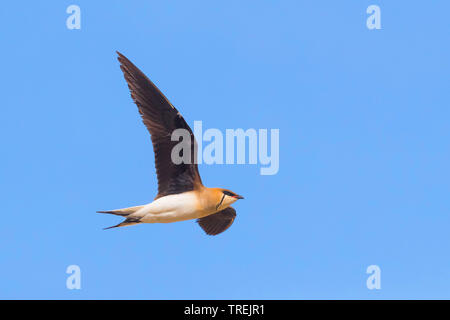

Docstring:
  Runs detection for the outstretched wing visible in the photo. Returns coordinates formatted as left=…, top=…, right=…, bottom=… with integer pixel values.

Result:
left=197, top=207, right=237, bottom=236
left=117, top=52, right=203, bottom=198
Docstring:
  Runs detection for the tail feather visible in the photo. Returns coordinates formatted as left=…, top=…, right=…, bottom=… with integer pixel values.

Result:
left=97, top=205, right=144, bottom=229
left=97, top=210, right=127, bottom=216
left=97, top=205, right=144, bottom=217
left=103, top=217, right=141, bottom=230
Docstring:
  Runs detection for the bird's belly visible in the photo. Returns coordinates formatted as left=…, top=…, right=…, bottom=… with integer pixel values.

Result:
left=142, top=210, right=200, bottom=223
left=137, top=192, right=204, bottom=223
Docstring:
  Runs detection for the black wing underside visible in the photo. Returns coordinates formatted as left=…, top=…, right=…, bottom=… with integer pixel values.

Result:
left=197, top=207, right=237, bottom=236
left=117, top=52, right=202, bottom=198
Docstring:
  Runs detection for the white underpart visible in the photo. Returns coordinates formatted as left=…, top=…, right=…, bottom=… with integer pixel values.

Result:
left=130, top=192, right=205, bottom=223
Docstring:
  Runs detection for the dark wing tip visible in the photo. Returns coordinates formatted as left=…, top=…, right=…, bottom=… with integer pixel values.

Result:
left=116, top=51, right=126, bottom=60
left=116, top=52, right=138, bottom=78
left=116, top=51, right=125, bottom=64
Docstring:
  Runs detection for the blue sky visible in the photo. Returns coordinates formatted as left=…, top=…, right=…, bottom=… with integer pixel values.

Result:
left=1, top=1, right=449, bottom=299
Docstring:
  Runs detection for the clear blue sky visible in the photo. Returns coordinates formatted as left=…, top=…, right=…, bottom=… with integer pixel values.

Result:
left=1, top=1, right=449, bottom=299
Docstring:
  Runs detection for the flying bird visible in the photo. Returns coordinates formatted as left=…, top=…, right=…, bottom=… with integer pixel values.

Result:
left=98, top=52, right=244, bottom=235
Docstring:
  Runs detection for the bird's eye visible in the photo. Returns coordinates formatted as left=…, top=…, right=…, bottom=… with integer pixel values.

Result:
left=223, top=191, right=235, bottom=197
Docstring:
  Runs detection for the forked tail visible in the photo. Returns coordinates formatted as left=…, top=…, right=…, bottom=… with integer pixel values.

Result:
left=97, top=205, right=144, bottom=229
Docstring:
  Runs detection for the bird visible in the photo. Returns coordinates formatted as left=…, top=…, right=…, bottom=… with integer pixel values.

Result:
left=97, top=52, right=244, bottom=236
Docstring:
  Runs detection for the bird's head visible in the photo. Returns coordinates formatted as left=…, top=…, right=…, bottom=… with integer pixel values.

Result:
left=216, top=189, right=244, bottom=209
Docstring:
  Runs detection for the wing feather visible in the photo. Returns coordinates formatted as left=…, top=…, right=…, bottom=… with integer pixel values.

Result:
left=197, top=207, right=237, bottom=236
left=117, top=52, right=202, bottom=198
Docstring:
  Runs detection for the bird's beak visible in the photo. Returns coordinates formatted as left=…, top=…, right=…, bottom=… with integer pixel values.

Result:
left=234, top=195, right=244, bottom=199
